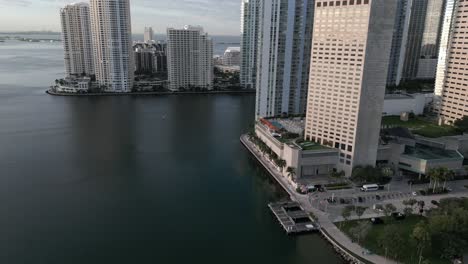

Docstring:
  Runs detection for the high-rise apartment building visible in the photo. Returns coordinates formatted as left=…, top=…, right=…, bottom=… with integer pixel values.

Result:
left=434, top=0, right=457, bottom=111
left=60, top=3, right=94, bottom=77
left=89, top=0, right=134, bottom=92
left=240, top=0, right=260, bottom=89
left=223, top=47, right=241, bottom=66
left=305, top=0, right=397, bottom=176
left=166, top=26, right=213, bottom=91
left=133, top=42, right=168, bottom=74
left=402, top=0, right=446, bottom=81
left=436, top=0, right=468, bottom=124
left=386, top=0, right=412, bottom=86
left=255, top=0, right=315, bottom=118
left=144, top=27, right=154, bottom=43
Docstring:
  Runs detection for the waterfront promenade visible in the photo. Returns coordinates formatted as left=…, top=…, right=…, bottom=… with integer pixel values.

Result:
left=46, top=89, right=255, bottom=97
left=240, top=134, right=398, bottom=264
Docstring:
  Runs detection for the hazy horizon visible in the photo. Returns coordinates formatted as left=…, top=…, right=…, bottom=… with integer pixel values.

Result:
left=0, top=0, right=241, bottom=35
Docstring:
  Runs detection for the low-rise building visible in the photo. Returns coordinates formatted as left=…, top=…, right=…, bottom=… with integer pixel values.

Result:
left=253, top=118, right=466, bottom=181
left=378, top=128, right=464, bottom=176
left=383, top=93, right=433, bottom=116
left=254, top=118, right=339, bottom=179
left=54, top=76, right=91, bottom=93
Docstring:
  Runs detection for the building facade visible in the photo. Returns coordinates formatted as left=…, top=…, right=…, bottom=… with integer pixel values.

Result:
left=434, top=0, right=457, bottom=112
left=305, top=0, right=397, bottom=176
left=144, top=27, right=154, bottom=43
left=60, top=3, right=94, bottom=77
left=240, top=0, right=260, bottom=89
left=402, top=0, right=446, bottom=81
left=386, top=0, right=412, bottom=86
left=89, top=0, right=134, bottom=92
left=437, top=0, right=468, bottom=124
left=255, top=0, right=315, bottom=118
left=134, top=42, right=167, bottom=74
left=166, top=26, right=213, bottom=91
left=222, top=47, right=241, bottom=66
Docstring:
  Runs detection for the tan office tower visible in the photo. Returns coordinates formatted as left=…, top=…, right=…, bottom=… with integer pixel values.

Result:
left=305, top=0, right=397, bottom=176
left=89, top=0, right=134, bottom=92
left=438, top=0, right=468, bottom=124
left=60, top=3, right=94, bottom=77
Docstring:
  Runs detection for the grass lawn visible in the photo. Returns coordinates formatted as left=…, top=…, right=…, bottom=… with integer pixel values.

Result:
left=298, top=141, right=330, bottom=151
left=382, top=116, right=460, bottom=138
left=337, top=215, right=449, bottom=264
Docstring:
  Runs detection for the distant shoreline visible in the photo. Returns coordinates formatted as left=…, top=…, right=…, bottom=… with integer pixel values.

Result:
left=46, top=89, right=255, bottom=97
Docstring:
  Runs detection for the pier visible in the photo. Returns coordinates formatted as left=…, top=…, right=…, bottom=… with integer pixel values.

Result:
left=268, top=201, right=318, bottom=235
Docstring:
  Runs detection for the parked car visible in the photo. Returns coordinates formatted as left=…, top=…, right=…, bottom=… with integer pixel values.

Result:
left=375, top=195, right=381, bottom=201
left=370, top=217, right=384, bottom=225
left=358, top=197, right=364, bottom=203
left=431, top=200, right=439, bottom=206
left=392, top=212, right=405, bottom=220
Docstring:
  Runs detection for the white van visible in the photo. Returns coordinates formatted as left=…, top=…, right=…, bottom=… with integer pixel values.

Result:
left=361, top=184, right=379, bottom=192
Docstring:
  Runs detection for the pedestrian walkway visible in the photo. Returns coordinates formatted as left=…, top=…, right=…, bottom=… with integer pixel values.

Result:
left=241, top=135, right=398, bottom=264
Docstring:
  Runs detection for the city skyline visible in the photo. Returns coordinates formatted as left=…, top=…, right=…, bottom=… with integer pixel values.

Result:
left=0, top=0, right=241, bottom=36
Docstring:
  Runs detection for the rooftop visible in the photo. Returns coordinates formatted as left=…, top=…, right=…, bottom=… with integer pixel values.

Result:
left=403, top=144, right=463, bottom=161
left=382, top=116, right=460, bottom=138
left=297, top=141, right=330, bottom=151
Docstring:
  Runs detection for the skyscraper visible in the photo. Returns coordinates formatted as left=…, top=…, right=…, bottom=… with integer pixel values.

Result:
left=240, top=0, right=260, bottom=89
left=89, top=0, right=134, bottom=92
left=255, top=0, right=315, bottom=118
left=436, top=0, right=468, bottom=124
left=386, top=0, right=412, bottom=86
left=434, top=0, right=457, bottom=111
left=166, top=26, right=213, bottom=91
left=60, top=3, right=94, bottom=77
left=144, top=27, right=154, bottom=43
left=402, top=0, right=446, bottom=81
left=305, top=0, right=397, bottom=176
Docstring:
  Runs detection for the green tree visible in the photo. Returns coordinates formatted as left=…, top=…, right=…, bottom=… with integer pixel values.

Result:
left=277, top=159, right=287, bottom=173
left=404, top=207, right=413, bottom=216
left=412, top=221, right=431, bottom=264
left=382, top=167, right=394, bottom=178
left=351, top=165, right=385, bottom=184
left=341, top=205, right=354, bottom=223
left=380, top=225, right=406, bottom=259
left=286, top=167, right=296, bottom=181
left=384, top=203, right=397, bottom=218
left=349, top=221, right=371, bottom=244
left=331, top=170, right=345, bottom=180
left=454, top=116, right=468, bottom=132
left=426, top=167, right=454, bottom=193
left=355, top=206, right=367, bottom=220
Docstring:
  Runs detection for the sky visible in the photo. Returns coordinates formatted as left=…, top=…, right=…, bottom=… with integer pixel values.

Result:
left=0, top=0, right=241, bottom=35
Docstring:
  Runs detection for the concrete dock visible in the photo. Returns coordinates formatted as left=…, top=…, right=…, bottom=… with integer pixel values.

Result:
left=268, top=201, right=318, bottom=235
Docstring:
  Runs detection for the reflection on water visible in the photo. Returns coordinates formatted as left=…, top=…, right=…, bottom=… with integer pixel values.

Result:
left=0, top=39, right=343, bottom=264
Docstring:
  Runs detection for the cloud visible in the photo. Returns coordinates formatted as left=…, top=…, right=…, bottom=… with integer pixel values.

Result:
left=0, top=0, right=32, bottom=6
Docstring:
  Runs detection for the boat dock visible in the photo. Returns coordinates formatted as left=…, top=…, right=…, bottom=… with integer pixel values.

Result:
left=268, top=201, right=319, bottom=235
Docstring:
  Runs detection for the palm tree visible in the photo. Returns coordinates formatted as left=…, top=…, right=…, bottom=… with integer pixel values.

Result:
left=442, top=169, right=455, bottom=189
left=382, top=167, right=394, bottom=178
left=277, top=159, right=287, bottom=173
left=427, top=167, right=453, bottom=193
left=286, top=167, right=296, bottom=181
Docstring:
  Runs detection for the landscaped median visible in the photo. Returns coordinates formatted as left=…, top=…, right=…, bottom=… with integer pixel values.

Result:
left=325, top=182, right=353, bottom=191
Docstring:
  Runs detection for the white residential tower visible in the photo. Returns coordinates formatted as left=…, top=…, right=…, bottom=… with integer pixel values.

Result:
left=89, top=0, right=134, bottom=92
left=166, top=26, right=213, bottom=91
left=60, top=3, right=94, bottom=77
